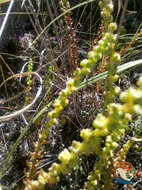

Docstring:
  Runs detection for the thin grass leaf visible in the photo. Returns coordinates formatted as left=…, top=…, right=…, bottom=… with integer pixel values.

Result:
left=0, top=0, right=14, bottom=38
left=0, top=0, right=11, bottom=5
left=78, top=59, right=142, bottom=89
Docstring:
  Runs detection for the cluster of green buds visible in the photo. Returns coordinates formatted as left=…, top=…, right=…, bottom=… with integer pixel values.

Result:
left=85, top=76, right=142, bottom=189
left=60, top=0, right=70, bottom=12
left=25, top=58, right=33, bottom=105
left=24, top=77, right=77, bottom=183
left=85, top=104, right=131, bottom=189
left=98, top=0, right=120, bottom=105
left=27, top=58, right=33, bottom=85
left=43, top=78, right=77, bottom=137
left=118, top=138, right=135, bottom=163
left=120, top=76, right=142, bottom=114
left=23, top=75, right=142, bottom=190
left=99, top=0, right=114, bottom=28
left=117, top=137, right=142, bottom=164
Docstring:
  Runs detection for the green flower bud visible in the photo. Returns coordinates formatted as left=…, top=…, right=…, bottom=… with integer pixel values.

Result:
left=81, top=67, right=91, bottom=75
left=106, top=143, right=111, bottom=148
left=94, top=128, right=109, bottom=136
left=112, top=132, right=121, bottom=141
left=134, top=89, right=142, bottom=101
left=99, top=0, right=110, bottom=8
left=108, top=23, right=117, bottom=32
left=93, top=114, right=108, bottom=128
left=60, top=89, right=70, bottom=96
left=62, top=98, right=69, bottom=106
left=104, top=33, right=116, bottom=43
left=80, top=59, right=88, bottom=67
left=104, top=15, right=113, bottom=24
left=75, top=68, right=82, bottom=76
left=112, top=74, right=119, bottom=82
left=88, top=51, right=95, bottom=60
left=95, top=52, right=102, bottom=60
left=80, top=129, right=93, bottom=140
left=120, top=91, right=128, bottom=102
left=93, top=45, right=101, bottom=53
left=124, top=113, right=132, bottom=121
left=111, top=142, right=118, bottom=149
left=106, top=3, right=113, bottom=13
left=70, top=140, right=83, bottom=154
left=54, top=106, right=63, bottom=113
left=118, top=128, right=125, bottom=136
left=53, top=99, right=61, bottom=107
left=58, top=149, right=72, bottom=163
left=114, top=86, right=120, bottom=95
left=106, top=135, right=112, bottom=143
left=67, top=78, right=75, bottom=87
left=133, top=105, right=142, bottom=115
left=91, top=180, right=98, bottom=186
left=48, top=110, right=56, bottom=118
left=51, top=118, right=58, bottom=125
left=98, top=40, right=105, bottom=51
left=87, top=59, right=96, bottom=69
left=99, top=1, right=103, bottom=8
left=101, top=10, right=111, bottom=20
left=111, top=52, right=121, bottom=63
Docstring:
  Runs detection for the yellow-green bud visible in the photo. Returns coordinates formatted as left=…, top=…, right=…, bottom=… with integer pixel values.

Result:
left=114, top=86, right=120, bottom=94
left=58, top=149, right=72, bottom=163
left=93, top=114, right=108, bottom=128
left=67, top=78, right=75, bottom=87
left=93, top=45, right=101, bottom=53
left=111, top=52, right=121, bottom=63
left=106, top=135, right=112, bottom=143
left=93, top=128, right=109, bottom=136
left=53, top=99, right=61, bottom=107
left=75, top=68, right=82, bottom=76
left=133, top=105, right=142, bottom=115
left=80, top=129, right=93, bottom=140
left=51, top=118, right=58, bottom=125
left=80, top=59, right=88, bottom=67
left=111, top=142, right=118, bottom=149
left=124, top=113, right=132, bottom=121
left=88, top=51, right=95, bottom=60
left=106, top=3, right=113, bottom=13
left=81, top=67, right=91, bottom=75
left=108, top=23, right=117, bottom=32
left=48, top=110, right=55, bottom=118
